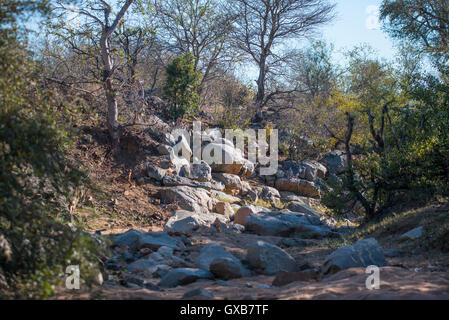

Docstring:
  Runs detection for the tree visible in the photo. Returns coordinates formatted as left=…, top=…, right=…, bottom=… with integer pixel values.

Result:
left=380, top=0, right=449, bottom=75
left=51, top=0, right=146, bottom=147
left=156, top=0, right=236, bottom=94
left=163, top=52, right=202, bottom=119
left=229, top=0, right=335, bottom=108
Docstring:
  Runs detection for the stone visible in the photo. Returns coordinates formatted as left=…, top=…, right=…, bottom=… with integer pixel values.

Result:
left=210, top=190, right=241, bottom=203
left=170, top=155, right=191, bottom=175
left=113, top=229, right=142, bottom=251
left=158, top=268, right=213, bottom=288
left=203, top=141, right=255, bottom=176
left=247, top=241, right=299, bottom=275
left=182, top=288, right=214, bottom=300
left=157, top=144, right=173, bottom=156
left=234, top=205, right=270, bottom=226
left=146, top=165, right=167, bottom=181
left=229, top=223, right=245, bottom=233
left=275, top=178, right=320, bottom=199
left=190, top=161, right=212, bottom=182
left=162, top=175, right=224, bottom=191
left=322, top=238, right=387, bottom=275
left=164, top=210, right=229, bottom=235
left=210, top=257, right=245, bottom=280
left=259, top=186, right=281, bottom=203
left=272, top=269, right=321, bottom=286
left=287, top=202, right=321, bottom=217
left=159, top=186, right=213, bottom=213
left=212, top=173, right=243, bottom=194
left=198, top=243, right=243, bottom=272
left=215, top=202, right=234, bottom=218
left=138, top=232, right=184, bottom=250
left=319, top=150, right=347, bottom=175
left=245, top=211, right=329, bottom=238
left=400, top=227, right=423, bottom=240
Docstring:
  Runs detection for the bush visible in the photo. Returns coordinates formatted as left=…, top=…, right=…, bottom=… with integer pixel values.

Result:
left=163, top=53, right=201, bottom=119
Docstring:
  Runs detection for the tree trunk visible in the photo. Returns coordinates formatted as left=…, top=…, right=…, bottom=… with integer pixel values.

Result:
left=255, top=56, right=266, bottom=108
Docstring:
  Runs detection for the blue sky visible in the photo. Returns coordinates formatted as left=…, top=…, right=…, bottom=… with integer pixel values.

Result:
left=237, top=0, right=398, bottom=83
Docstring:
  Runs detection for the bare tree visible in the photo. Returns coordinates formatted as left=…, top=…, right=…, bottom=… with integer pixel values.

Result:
left=52, top=0, right=142, bottom=146
left=156, top=0, right=237, bottom=93
left=229, top=0, right=335, bottom=108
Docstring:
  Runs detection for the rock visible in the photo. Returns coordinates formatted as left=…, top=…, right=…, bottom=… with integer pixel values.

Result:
left=210, top=258, right=246, bottom=280
left=179, top=164, right=191, bottom=178
left=158, top=268, right=213, bottom=288
left=247, top=241, right=299, bottom=275
left=164, top=210, right=229, bottom=235
left=159, top=186, right=213, bottom=213
left=215, top=202, right=234, bottom=218
left=384, top=249, right=404, bottom=258
left=259, top=186, right=281, bottom=203
left=113, top=229, right=142, bottom=251
left=246, top=189, right=258, bottom=202
left=198, top=243, right=243, bottom=271
left=182, top=288, right=214, bottom=300
left=234, top=205, right=270, bottom=226
left=275, top=178, right=320, bottom=199
left=203, top=141, right=255, bottom=176
left=400, top=227, right=423, bottom=240
left=287, top=202, right=320, bottom=217
left=170, top=155, right=191, bottom=175
left=272, top=269, right=321, bottom=286
left=190, top=161, right=212, bottom=182
left=138, top=232, right=184, bottom=250
left=229, top=223, right=245, bottom=233
left=212, top=173, right=243, bottom=194
left=245, top=211, right=329, bottom=238
left=146, top=165, right=167, bottom=181
left=322, top=238, right=387, bottom=275
left=162, top=175, right=225, bottom=191
left=123, top=273, right=160, bottom=291
left=319, top=150, right=347, bottom=175
left=157, top=144, right=173, bottom=156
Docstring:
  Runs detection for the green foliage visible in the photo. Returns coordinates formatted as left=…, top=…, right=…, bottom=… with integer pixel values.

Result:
left=163, top=52, right=202, bottom=119
left=0, top=4, right=106, bottom=298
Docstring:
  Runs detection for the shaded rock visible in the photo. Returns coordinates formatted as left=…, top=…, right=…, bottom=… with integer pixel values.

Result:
left=400, top=227, right=423, bottom=240
left=138, top=232, right=184, bottom=250
left=198, top=243, right=243, bottom=273
left=275, top=178, right=320, bottom=198
left=319, top=150, right=347, bottom=175
left=159, top=268, right=213, bottom=288
left=247, top=241, right=298, bottom=275
left=164, top=210, right=229, bottom=235
left=159, top=186, right=213, bottom=213
left=113, top=229, right=142, bottom=251
left=229, top=224, right=245, bottom=233
left=210, top=257, right=245, bottom=280
left=384, top=249, right=404, bottom=258
left=246, top=212, right=329, bottom=238
left=157, top=144, right=173, bottom=156
left=182, top=287, right=214, bottom=300
left=322, top=238, right=387, bottom=275
left=272, top=269, right=321, bottom=287
left=162, top=175, right=225, bottom=191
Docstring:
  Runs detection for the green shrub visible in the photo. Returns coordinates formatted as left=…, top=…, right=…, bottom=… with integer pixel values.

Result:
left=163, top=52, right=201, bottom=119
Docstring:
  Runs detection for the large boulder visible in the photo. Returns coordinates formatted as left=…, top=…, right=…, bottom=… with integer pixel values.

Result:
left=158, top=268, right=213, bottom=288
left=146, top=165, right=167, bottom=181
left=113, top=229, right=142, bottom=251
left=319, top=150, right=347, bottom=175
left=164, top=210, right=229, bottom=235
left=245, top=211, right=329, bottom=238
left=198, top=243, right=246, bottom=279
left=214, top=202, right=234, bottom=218
left=234, top=205, right=271, bottom=226
left=259, top=186, right=281, bottom=203
left=189, top=161, right=212, bottom=182
left=138, top=232, right=185, bottom=250
left=275, top=177, right=320, bottom=199
left=159, top=186, right=214, bottom=213
left=321, top=238, right=387, bottom=275
left=203, top=141, right=255, bottom=177
left=212, top=173, right=243, bottom=194
left=247, top=241, right=299, bottom=275
left=162, top=175, right=224, bottom=191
